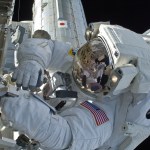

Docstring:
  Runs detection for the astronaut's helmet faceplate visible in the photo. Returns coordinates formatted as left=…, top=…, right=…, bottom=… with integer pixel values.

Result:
left=72, top=38, right=115, bottom=95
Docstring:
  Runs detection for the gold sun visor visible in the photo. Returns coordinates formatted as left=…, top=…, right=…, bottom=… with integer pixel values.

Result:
left=72, top=38, right=115, bottom=95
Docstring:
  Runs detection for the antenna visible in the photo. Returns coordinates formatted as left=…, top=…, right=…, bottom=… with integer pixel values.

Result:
left=18, top=0, right=20, bottom=21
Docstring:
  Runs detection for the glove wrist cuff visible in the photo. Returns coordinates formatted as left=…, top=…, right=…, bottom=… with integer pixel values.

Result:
left=18, top=55, right=46, bottom=68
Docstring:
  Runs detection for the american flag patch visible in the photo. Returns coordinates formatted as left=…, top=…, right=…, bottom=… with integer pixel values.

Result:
left=80, top=101, right=109, bottom=126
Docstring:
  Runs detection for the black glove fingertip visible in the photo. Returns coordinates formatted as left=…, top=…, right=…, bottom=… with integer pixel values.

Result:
left=29, top=85, right=36, bottom=92
left=16, top=83, right=22, bottom=87
left=11, top=78, right=17, bottom=82
left=22, top=87, right=28, bottom=90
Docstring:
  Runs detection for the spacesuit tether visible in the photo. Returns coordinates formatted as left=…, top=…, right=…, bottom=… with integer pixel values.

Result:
left=1, top=23, right=150, bottom=150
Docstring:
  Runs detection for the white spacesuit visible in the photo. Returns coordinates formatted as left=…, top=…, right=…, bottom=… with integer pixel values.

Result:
left=1, top=25, right=150, bottom=150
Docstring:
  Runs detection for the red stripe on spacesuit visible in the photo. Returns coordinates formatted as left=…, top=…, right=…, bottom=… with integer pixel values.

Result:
left=80, top=101, right=109, bottom=126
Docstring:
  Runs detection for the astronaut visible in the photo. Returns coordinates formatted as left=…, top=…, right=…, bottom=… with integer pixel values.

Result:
left=1, top=24, right=150, bottom=150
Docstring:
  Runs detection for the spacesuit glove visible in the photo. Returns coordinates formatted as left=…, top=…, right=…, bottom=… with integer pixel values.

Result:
left=12, top=61, right=44, bottom=90
left=11, top=38, right=54, bottom=90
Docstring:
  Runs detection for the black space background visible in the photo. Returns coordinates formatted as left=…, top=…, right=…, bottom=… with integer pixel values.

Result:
left=12, top=0, right=150, bottom=149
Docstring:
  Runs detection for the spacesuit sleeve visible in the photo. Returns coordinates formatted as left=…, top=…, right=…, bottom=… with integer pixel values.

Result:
left=1, top=92, right=112, bottom=150
left=17, top=38, right=73, bottom=72
left=17, top=38, right=54, bottom=69
left=46, top=40, right=74, bottom=72
left=1, top=91, right=72, bottom=149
